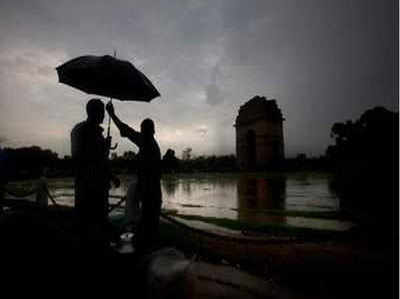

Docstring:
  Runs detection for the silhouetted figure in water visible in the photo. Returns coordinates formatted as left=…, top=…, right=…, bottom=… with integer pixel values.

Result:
left=71, top=98, right=119, bottom=252
left=106, top=101, right=162, bottom=254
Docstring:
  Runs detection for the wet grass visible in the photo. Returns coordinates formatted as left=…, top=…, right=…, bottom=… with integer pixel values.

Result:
left=230, top=208, right=353, bottom=220
left=164, top=212, right=353, bottom=241
left=161, top=170, right=333, bottom=181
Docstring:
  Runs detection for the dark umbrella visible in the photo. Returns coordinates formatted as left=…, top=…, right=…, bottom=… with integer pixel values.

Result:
left=56, top=55, right=160, bottom=102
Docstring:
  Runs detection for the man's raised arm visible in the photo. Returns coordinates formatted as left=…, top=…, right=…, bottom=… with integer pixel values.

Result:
left=106, top=101, right=142, bottom=147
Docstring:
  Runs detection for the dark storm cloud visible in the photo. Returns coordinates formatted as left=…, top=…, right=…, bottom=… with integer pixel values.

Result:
left=215, top=0, right=396, bottom=155
left=0, top=0, right=396, bottom=157
left=206, top=64, right=225, bottom=106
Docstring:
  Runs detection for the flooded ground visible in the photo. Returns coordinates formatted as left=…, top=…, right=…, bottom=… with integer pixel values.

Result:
left=8, top=172, right=354, bottom=231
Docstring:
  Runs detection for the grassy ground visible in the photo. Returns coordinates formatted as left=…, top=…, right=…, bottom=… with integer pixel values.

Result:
left=166, top=213, right=351, bottom=240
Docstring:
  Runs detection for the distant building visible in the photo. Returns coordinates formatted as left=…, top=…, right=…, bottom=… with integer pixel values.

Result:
left=235, top=96, right=285, bottom=170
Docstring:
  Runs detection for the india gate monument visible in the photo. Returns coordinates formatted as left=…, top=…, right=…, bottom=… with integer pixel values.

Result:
left=235, top=96, right=285, bottom=170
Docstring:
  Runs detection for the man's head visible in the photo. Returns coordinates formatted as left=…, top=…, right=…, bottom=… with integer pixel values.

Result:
left=141, top=118, right=155, bottom=136
left=86, top=98, right=105, bottom=124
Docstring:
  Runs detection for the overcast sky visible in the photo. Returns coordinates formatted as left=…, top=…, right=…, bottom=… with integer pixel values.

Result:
left=0, top=0, right=397, bottom=158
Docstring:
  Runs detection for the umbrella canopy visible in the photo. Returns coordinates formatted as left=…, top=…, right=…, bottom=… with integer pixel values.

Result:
left=56, top=55, right=160, bottom=102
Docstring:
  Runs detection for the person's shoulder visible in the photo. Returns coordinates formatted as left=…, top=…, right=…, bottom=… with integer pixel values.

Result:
left=71, top=121, right=87, bottom=135
left=72, top=121, right=87, bottom=130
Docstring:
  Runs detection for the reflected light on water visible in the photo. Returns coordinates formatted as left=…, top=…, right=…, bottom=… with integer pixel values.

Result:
left=46, top=173, right=348, bottom=230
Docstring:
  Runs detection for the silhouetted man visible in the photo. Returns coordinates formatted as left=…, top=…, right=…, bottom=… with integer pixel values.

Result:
left=71, top=98, right=118, bottom=251
left=106, top=101, right=162, bottom=254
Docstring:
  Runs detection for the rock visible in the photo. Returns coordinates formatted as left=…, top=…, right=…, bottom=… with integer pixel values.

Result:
left=133, top=247, right=295, bottom=299
left=133, top=248, right=192, bottom=299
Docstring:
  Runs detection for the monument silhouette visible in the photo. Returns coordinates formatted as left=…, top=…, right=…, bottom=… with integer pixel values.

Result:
left=235, top=96, right=285, bottom=170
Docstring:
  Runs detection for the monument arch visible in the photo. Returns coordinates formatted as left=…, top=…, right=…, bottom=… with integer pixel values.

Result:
left=235, top=96, right=285, bottom=170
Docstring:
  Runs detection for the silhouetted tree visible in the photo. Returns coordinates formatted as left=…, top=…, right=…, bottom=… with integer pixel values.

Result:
left=2, top=146, right=58, bottom=179
left=182, top=148, right=192, bottom=160
left=326, top=106, right=398, bottom=243
left=327, top=107, right=397, bottom=165
left=177, top=154, right=237, bottom=173
left=0, top=146, right=12, bottom=186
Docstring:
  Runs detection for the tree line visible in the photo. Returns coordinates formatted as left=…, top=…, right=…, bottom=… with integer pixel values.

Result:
left=0, top=105, right=397, bottom=183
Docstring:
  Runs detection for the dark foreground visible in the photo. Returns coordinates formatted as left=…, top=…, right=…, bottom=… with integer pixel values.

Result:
left=0, top=205, right=395, bottom=299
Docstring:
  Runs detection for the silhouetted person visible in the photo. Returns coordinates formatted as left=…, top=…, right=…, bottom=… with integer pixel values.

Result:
left=106, top=101, right=162, bottom=254
left=125, top=176, right=141, bottom=232
left=162, top=149, right=179, bottom=173
left=35, top=168, right=58, bottom=207
left=71, top=98, right=119, bottom=252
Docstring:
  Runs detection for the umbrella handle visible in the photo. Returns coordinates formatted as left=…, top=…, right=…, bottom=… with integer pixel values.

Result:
left=107, top=98, right=112, bottom=138
left=107, top=115, right=111, bottom=137
left=106, top=98, right=118, bottom=150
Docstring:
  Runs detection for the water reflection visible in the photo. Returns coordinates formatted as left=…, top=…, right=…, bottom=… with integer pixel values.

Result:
left=182, top=180, right=192, bottom=196
left=161, top=177, right=178, bottom=197
left=158, top=173, right=349, bottom=230
left=161, top=175, right=238, bottom=219
left=237, top=175, right=286, bottom=224
left=40, top=173, right=349, bottom=230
